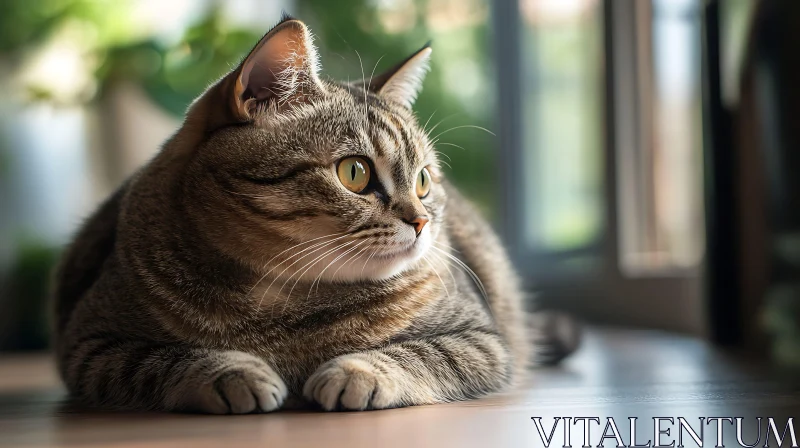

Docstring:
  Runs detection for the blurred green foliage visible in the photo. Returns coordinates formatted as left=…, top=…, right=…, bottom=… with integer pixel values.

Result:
left=0, top=0, right=151, bottom=58
left=0, top=0, right=92, bottom=56
left=97, top=9, right=261, bottom=116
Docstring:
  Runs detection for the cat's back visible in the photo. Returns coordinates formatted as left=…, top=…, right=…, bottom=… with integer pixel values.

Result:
left=53, top=183, right=128, bottom=336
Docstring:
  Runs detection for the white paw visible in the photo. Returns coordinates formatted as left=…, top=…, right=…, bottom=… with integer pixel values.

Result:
left=303, top=354, right=399, bottom=411
left=184, top=355, right=288, bottom=414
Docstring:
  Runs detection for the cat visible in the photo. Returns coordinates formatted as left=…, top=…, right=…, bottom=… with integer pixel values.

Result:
left=53, top=15, right=577, bottom=413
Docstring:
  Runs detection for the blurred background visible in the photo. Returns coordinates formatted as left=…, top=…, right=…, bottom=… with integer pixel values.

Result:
left=0, top=0, right=798, bottom=367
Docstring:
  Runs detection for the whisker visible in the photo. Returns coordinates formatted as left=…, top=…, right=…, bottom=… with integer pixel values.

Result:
left=280, top=240, right=358, bottom=312
left=436, top=142, right=466, bottom=152
left=330, top=241, right=374, bottom=284
left=335, top=32, right=350, bottom=47
left=310, top=239, right=369, bottom=295
left=436, top=159, right=453, bottom=170
left=278, top=240, right=357, bottom=297
left=426, top=113, right=460, bottom=136
left=331, top=51, right=348, bottom=62
left=422, top=254, right=449, bottom=300
left=261, top=235, right=350, bottom=286
left=436, top=150, right=453, bottom=161
left=429, top=245, right=492, bottom=317
left=432, top=124, right=496, bottom=142
left=247, top=232, right=345, bottom=297
left=432, top=240, right=462, bottom=254
left=429, top=249, right=457, bottom=292
left=367, top=55, right=385, bottom=94
left=360, top=245, right=381, bottom=277
left=270, top=239, right=357, bottom=317
left=259, top=235, right=351, bottom=308
left=422, top=108, right=438, bottom=134
left=355, top=49, right=367, bottom=123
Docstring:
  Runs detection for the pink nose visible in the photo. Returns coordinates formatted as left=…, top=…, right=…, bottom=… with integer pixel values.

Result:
left=404, top=215, right=429, bottom=236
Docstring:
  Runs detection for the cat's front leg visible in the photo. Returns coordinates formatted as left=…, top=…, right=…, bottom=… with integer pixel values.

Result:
left=61, top=340, right=287, bottom=413
left=303, top=329, right=512, bottom=411
left=164, top=349, right=288, bottom=414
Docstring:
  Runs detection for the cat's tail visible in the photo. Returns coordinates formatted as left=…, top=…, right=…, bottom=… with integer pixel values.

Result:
left=527, top=310, right=582, bottom=366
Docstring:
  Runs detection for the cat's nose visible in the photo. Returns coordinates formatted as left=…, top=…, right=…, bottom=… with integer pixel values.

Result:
left=403, top=215, right=429, bottom=237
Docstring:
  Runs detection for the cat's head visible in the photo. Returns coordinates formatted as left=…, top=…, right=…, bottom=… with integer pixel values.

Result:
left=176, top=16, right=445, bottom=284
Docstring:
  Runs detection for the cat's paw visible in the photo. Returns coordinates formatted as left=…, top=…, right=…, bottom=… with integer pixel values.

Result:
left=303, top=354, right=399, bottom=411
left=182, top=352, right=288, bottom=414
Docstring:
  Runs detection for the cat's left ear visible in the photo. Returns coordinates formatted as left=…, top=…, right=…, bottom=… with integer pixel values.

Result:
left=368, top=44, right=432, bottom=109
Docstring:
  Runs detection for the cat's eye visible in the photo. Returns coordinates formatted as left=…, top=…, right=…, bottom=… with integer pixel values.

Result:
left=337, top=157, right=371, bottom=194
left=416, top=167, right=432, bottom=198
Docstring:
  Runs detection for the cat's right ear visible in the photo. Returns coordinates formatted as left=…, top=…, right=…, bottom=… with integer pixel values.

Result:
left=233, top=17, right=323, bottom=119
left=191, top=16, right=324, bottom=132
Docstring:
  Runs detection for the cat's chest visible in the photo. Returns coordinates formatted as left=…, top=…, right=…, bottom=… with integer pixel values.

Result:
left=232, top=306, right=417, bottom=390
left=271, top=300, right=429, bottom=352
left=255, top=281, right=440, bottom=356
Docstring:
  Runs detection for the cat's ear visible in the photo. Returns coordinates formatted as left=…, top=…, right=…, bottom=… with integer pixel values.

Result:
left=231, top=16, right=322, bottom=119
left=368, top=44, right=432, bottom=109
left=191, top=16, right=323, bottom=132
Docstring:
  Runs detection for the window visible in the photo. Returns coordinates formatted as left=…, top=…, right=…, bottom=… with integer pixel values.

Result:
left=495, top=0, right=707, bottom=334
left=521, top=0, right=604, bottom=255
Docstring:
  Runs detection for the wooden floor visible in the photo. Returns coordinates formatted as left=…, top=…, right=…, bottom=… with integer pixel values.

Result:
left=1, top=328, right=799, bottom=448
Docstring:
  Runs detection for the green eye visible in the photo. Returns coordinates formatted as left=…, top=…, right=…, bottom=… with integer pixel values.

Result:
left=337, top=157, right=371, bottom=193
left=416, top=167, right=431, bottom=198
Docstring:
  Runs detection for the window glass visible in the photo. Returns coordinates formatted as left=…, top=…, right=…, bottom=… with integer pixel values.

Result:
left=520, top=0, right=604, bottom=252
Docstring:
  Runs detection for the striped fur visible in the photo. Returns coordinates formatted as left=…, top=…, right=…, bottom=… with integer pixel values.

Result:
left=53, top=18, right=542, bottom=413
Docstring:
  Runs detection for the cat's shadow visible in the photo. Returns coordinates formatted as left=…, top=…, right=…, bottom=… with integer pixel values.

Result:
left=52, top=392, right=318, bottom=416
left=0, top=387, right=317, bottom=419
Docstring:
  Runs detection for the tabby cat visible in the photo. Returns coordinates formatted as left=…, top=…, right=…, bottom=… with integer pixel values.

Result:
left=53, top=16, right=575, bottom=413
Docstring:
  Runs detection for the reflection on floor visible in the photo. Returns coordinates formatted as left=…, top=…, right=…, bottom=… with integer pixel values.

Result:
left=0, top=328, right=798, bottom=448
